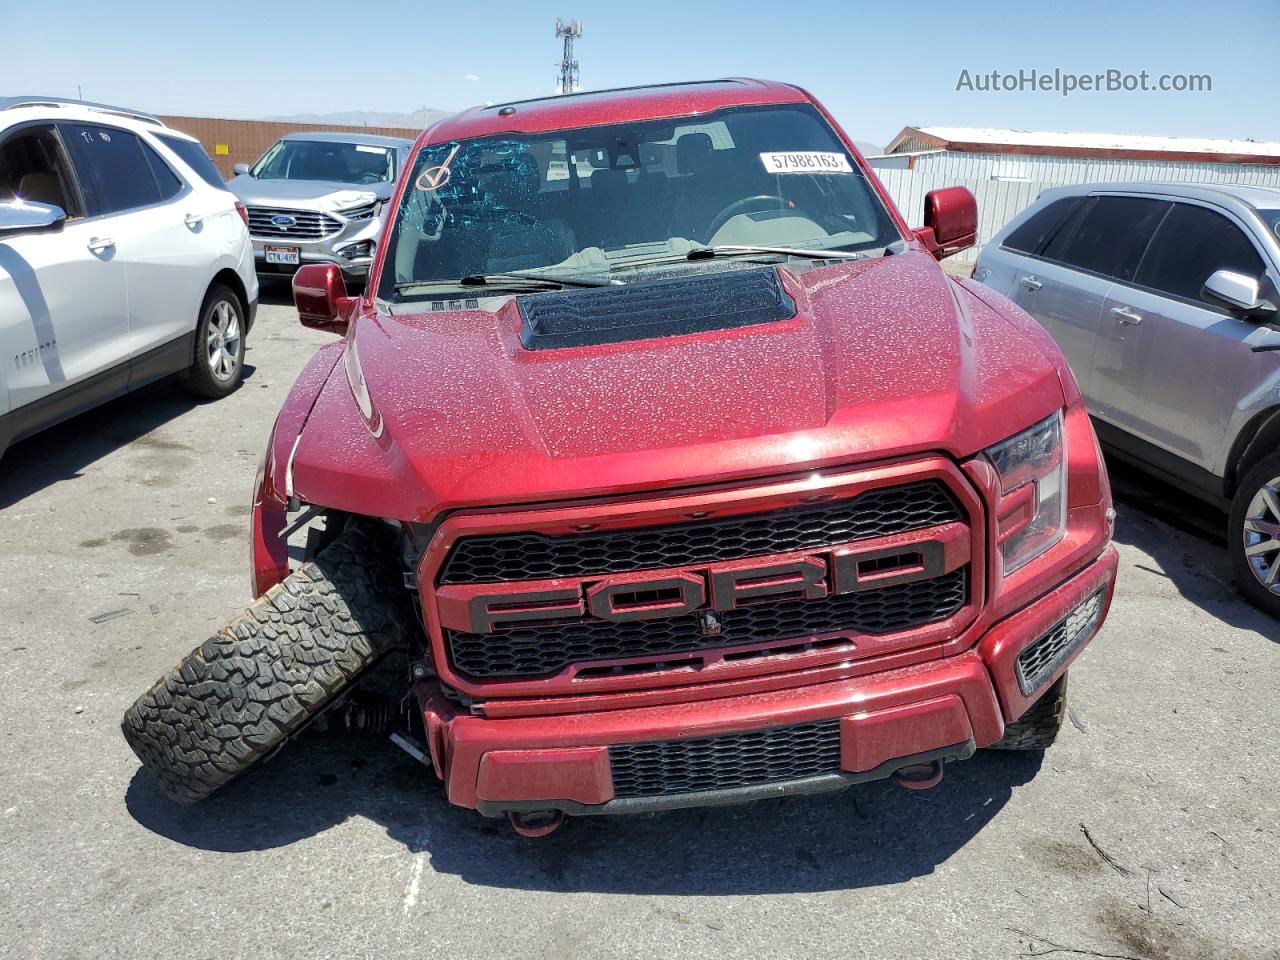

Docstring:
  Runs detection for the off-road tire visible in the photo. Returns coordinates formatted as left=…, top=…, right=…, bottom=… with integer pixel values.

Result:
left=184, top=283, right=246, bottom=399
left=121, top=519, right=413, bottom=803
left=1228, top=452, right=1280, bottom=618
left=987, top=674, right=1068, bottom=751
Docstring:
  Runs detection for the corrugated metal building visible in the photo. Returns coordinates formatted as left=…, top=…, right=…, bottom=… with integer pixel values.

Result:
left=865, top=126, right=1280, bottom=262
left=157, top=115, right=422, bottom=179
left=871, top=126, right=1280, bottom=186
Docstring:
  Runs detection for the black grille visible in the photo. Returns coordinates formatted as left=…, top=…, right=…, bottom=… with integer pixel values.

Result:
left=1016, top=590, right=1105, bottom=694
left=439, top=480, right=963, bottom=585
left=447, top=567, right=967, bottom=679
left=517, top=266, right=795, bottom=350
left=609, top=719, right=843, bottom=798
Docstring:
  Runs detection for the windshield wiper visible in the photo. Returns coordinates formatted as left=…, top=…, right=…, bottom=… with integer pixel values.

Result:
left=395, top=271, right=618, bottom=296
left=687, top=245, right=864, bottom=261
left=460, top=270, right=619, bottom=288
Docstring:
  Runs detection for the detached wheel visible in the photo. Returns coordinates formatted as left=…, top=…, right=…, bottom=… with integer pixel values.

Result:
left=987, top=674, right=1068, bottom=751
left=1229, top=453, right=1280, bottom=617
left=121, top=519, right=413, bottom=803
left=185, top=284, right=245, bottom=399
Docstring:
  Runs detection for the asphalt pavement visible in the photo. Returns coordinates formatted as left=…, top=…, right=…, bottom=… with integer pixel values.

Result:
left=1, top=286, right=1277, bottom=960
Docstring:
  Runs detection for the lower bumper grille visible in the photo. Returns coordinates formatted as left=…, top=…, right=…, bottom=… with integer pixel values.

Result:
left=609, top=719, right=843, bottom=798
left=1016, top=590, right=1105, bottom=694
left=447, top=566, right=968, bottom=679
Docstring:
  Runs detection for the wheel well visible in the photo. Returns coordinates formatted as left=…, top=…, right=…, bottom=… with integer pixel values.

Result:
left=191, top=270, right=253, bottom=370
left=1225, top=406, right=1280, bottom=498
left=211, top=268, right=251, bottom=330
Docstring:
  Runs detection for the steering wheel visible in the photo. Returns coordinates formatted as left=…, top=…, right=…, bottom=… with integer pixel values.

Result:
left=705, top=194, right=787, bottom=241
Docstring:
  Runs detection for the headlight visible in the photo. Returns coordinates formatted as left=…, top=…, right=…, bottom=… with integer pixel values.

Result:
left=985, top=410, right=1066, bottom=574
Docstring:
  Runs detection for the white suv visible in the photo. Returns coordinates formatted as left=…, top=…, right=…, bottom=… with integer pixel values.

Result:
left=0, top=97, right=258, bottom=458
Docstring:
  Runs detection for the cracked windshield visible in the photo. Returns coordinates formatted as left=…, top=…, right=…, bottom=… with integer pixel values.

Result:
left=382, top=103, right=903, bottom=296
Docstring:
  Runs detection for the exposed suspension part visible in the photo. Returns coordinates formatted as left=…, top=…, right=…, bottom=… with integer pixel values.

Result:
left=329, top=696, right=402, bottom=734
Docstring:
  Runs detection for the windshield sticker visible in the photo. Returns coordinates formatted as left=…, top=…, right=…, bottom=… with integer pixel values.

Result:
left=355, top=145, right=388, bottom=154
left=416, top=144, right=461, bottom=192
left=759, top=152, right=852, bottom=175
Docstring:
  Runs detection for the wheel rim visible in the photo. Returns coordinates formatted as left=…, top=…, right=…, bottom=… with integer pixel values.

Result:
left=1243, top=475, right=1280, bottom=594
left=207, top=300, right=242, bottom=382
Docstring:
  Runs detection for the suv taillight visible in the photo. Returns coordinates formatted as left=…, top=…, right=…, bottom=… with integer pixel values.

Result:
left=234, top=201, right=249, bottom=227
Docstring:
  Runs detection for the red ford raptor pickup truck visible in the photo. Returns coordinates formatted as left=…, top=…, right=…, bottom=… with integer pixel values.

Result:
left=123, top=79, right=1117, bottom=837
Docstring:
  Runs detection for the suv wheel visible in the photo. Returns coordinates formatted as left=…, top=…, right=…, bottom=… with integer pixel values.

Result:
left=1229, top=452, right=1280, bottom=617
left=185, top=284, right=245, bottom=399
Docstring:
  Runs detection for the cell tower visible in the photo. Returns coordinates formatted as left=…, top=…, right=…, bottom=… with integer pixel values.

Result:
left=555, top=19, right=582, bottom=95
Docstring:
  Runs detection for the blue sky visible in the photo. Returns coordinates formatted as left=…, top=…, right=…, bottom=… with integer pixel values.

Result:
left=2, top=0, right=1276, bottom=147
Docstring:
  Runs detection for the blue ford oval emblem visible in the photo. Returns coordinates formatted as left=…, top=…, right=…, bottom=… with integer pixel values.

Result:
left=271, top=214, right=297, bottom=227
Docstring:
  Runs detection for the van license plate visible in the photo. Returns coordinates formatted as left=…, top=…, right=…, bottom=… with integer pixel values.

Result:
left=265, top=246, right=300, bottom=265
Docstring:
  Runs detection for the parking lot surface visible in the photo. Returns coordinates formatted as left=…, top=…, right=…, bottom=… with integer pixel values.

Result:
left=1, top=290, right=1278, bottom=960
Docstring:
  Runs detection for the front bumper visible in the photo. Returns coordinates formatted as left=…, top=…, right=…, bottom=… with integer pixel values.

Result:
left=253, top=244, right=373, bottom=279
left=418, top=544, right=1118, bottom=817
left=251, top=217, right=380, bottom=280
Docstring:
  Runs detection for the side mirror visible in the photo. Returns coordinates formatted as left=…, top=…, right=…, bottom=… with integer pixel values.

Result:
left=233, top=163, right=251, bottom=176
left=1202, top=269, right=1274, bottom=316
left=914, top=187, right=977, bottom=260
left=294, top=264, right=355, bottom=335
left=0, top=199, right=66, bottom=237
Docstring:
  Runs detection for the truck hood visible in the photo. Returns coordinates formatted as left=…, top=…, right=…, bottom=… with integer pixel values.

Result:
left=227, top=175, right=393, bottom=210
left=289, top=250, right=1069, bottom=521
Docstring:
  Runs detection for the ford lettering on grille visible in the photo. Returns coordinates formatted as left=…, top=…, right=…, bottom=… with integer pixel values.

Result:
left=431, top=478, right=975, bottom=682
left=437, top=535, right=954, bottom=635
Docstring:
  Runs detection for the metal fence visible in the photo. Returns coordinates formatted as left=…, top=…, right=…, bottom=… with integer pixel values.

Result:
left=873, top=167, right=1044, bottom=264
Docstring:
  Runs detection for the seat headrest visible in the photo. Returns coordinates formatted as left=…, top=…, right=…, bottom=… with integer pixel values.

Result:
left=589, top=168, right=628, bottom=192
left=19, top=172, right=64, bottom=207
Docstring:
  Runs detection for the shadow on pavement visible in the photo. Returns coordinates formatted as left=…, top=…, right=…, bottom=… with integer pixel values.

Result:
left=256, top=277, right=296, bottom=307
left=125, top=733, right=1042, bottom=894
left=0, top=365, right=257, bottom=510
left=1106, top=456, right=1279, bottom=643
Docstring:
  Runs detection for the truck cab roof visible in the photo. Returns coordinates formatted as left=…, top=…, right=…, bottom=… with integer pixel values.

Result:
left=423, top=78, right=812, bottom=144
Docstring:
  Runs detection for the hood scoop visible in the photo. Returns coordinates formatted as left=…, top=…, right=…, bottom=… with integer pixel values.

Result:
left=517, top=267, right=796, bottom=350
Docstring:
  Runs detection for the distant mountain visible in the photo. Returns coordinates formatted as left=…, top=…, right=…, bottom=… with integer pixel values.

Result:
left=263, top=108, right=451, bottom=130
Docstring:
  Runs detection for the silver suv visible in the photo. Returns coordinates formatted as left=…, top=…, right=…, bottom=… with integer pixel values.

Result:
left=975, top=182, right=1280, bottom=615
left=229, top=132, right=412, bottom=284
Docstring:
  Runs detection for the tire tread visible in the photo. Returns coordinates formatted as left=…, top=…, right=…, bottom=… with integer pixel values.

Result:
left=988, top=674, right=1068, bottom=752
left=121, top=520, right=411, bottom=803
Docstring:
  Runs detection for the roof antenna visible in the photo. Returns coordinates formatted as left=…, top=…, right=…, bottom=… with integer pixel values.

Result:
left=554, top=19, right=582, bottom=95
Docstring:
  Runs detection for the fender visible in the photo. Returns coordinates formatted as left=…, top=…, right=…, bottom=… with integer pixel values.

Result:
left=249, top=340, right=345, bottom=595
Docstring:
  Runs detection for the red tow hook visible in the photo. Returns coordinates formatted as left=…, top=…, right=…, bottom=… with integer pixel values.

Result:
left=893, top=759, right=945, bottom=790
left=508, top=810, right=567, bottom=838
